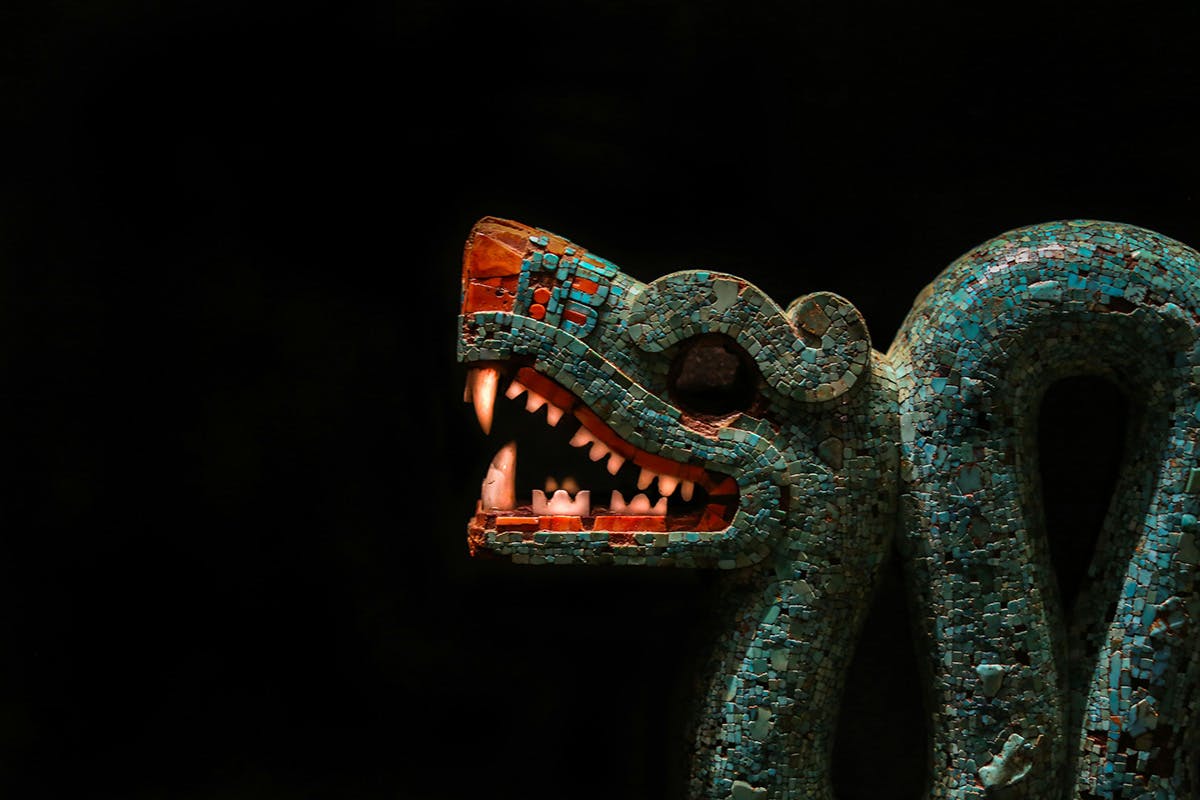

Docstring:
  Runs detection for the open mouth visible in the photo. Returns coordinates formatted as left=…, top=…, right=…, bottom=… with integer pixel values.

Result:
left=464, top=363, right=738, bottom=544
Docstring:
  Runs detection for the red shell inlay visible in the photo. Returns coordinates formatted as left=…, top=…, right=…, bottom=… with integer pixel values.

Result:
left=538, top=516, right=583, bottom=532
left=592, top=516, right=667, bottom=533
left=465, top=231, right=524, bottom=278
left=465, top=280, right=515, bottom=313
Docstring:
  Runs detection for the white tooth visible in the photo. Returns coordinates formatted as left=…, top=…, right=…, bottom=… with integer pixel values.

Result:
left=546, top=489, right=589, bottom=516
left=547, top=490, right=572, bottom=514
left=545, top=404, right=563, bottom=426
left=480, top=441, right=516, bottom=510
left=680, top=480, right=695, bottom=501
left=606, top=452, right=625, bottom=476
left=525, top=390, right=547, bottom=413
left=588, top=440, right=609, bottom=461
left=637, top=467, right=656, bottom=491
left=658, top=474, right=679, bottom=496
left=505, top=380, right=526, bottom=400
left=609, top=491, right=664, bottom=517
left=532, top=489, right=549, bottom=515
left=471, top=367, right=499, bottom=435
left=625, top=493, right=654, bottom=514
left=569, top=428, right=594, bottom=448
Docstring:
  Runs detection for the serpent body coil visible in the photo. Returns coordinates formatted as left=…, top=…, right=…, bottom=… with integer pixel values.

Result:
left=458, top=217, right=1200, bottom=799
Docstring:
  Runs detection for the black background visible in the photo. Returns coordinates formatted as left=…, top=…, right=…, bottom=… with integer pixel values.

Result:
left=4, top=1, right=1199, bottom=798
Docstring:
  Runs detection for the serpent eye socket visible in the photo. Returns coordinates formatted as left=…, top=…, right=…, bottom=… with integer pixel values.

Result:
left=668, top=334, right=760, bottom=416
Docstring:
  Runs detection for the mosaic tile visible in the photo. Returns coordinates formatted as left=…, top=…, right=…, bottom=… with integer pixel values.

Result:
left=456, top=216, right=1200, bottom=799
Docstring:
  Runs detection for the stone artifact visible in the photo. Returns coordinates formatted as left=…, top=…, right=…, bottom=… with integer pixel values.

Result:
left=457, top=216, right=1200, bottom=799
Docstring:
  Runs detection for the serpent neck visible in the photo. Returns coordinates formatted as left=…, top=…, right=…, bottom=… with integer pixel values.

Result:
left=687, top=357, right=899, bottom=799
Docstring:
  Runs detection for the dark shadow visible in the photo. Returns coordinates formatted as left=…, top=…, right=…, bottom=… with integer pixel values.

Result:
left=831, top=545, right=929, bottom=800
left=1037, top=376, right=1128, bottom=618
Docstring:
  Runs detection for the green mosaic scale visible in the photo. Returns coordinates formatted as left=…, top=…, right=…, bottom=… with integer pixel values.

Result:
left=457, top=217, right=1200, bottom=799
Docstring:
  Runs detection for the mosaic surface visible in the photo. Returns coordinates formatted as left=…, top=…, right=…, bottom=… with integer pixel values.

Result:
left=456, top=217, right=1200, bottom=799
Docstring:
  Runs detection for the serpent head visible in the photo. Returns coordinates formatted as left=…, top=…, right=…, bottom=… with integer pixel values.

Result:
left=457, top=216, right=891, bottom=571
left=456, top=216, right=897, bottom=797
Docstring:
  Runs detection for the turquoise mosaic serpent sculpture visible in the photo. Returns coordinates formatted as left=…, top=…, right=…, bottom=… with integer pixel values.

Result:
left=457, top=217, right=1200, bottom=799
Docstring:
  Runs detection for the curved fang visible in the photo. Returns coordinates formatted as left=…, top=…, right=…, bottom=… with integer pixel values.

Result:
left=468, top=367, right=500, bottom=434
left=481, top=441, right=516, bottom=510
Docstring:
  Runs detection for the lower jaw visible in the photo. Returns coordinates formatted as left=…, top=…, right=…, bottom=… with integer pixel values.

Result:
left=471, top=504, right=732, bottom=535
left=466, top=523, right=729, bottom=559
